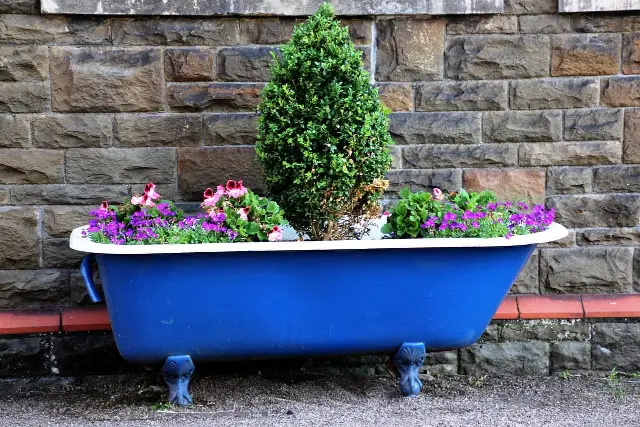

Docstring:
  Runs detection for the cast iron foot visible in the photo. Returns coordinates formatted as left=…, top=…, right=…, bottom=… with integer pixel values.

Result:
left=393, top=342, right=426, bottom=398
left=161, top=355, right=195, bottom=407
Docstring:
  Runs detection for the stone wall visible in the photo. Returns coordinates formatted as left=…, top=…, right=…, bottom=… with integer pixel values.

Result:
left=1, top=0, right=640, bottom=311
left=3, top=319, right=640, bottom=377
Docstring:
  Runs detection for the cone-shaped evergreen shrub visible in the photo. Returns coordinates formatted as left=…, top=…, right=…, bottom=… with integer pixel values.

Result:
left=256, top=3, right=393, bottom=241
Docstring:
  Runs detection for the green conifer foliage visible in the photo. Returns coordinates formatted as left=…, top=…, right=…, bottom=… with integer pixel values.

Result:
left=256, top=3, right=393, bottom=240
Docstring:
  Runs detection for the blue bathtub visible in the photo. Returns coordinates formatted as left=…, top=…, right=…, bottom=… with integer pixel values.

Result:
left=71, top=223, right=567, bottom=405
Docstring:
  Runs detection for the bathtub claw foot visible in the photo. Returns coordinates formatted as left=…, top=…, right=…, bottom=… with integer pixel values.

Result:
left=393, top=342, right=426, bottom=398
left=161, top=355, right=195, bottom=407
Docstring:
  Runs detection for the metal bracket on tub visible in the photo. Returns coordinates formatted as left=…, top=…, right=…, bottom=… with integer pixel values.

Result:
left=393, top=342, right=426, bottom=398
left=161, top=355, right=195, bottom=407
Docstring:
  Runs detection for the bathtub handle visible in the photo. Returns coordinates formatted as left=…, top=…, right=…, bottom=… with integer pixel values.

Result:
left=80, top=255, right=103, bottom=303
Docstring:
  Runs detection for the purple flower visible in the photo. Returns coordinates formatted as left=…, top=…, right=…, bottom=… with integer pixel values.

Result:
left=443, top=212, right=457, bottom=222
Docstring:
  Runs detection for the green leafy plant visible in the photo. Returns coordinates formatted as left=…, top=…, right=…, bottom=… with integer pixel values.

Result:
left=381, top=188, right=555, bottom=239
left=256, top=3, right=393, bottom=241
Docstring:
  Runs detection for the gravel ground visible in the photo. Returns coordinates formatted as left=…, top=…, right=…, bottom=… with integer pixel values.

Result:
left=0, top=373, right=639, bottom=426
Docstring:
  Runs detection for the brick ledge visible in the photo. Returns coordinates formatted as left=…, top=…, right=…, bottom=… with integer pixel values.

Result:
left=1, top=294, right=640, bottom=335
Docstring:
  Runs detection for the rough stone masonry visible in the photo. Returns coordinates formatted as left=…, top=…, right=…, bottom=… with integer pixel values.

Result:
left=1, top=0, right=640, bottom=312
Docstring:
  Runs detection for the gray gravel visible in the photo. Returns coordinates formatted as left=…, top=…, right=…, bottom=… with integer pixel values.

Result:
left=1, top=373, right=639, bottom=426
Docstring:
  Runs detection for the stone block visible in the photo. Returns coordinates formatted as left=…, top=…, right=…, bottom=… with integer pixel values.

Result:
left=0, top=188, right=8, bottom=204
left=0, top=15, right=109, bottom=44
left=404, top=144, right=518, bottom=169
left=69, top=270, right=103, bottom=305
left=386, top=169, right=462, bottom=194
left=550, top=342, right=590, bottom=371
left=376, top=84, right=414, bottom=112
left=594, top=165, right=640, bottom=192
left=389, top=112, right=481, bottom=145
left=0, top=115, right=29, bottom=148
left=563, top=108, right=622, bottom=141
left=0, top=45, right=48, bottom=81
left=547, top=194, right=640, bottom=228
left=502, top=321, right=589, bottom=341
left=375, top=18, right=445, bottom=82
left=164, top=48, right=215, bottom=82
left=416, top=81, right=507, bottom=112
left=511, top=251, right=539, bottom=294
left=552, top=34, right=621, bottom=76
left=51, top=333, right=135, bottom=376
left=0, top=82, right=49, bottom=113
left=624, top=109, right=640, bottom=163
left=577, top=228, right=640, bottom=246
left=43, top=238, right=84, bottom=268
left=389, top=146, right=403, bottom=171
left=546, top=167, right=592, bottom=195
left=50, top=47, right=164, bottom=113
left=445, top=35, right=549, bottom=80
left=510, top=78, right=598, bottom=110
left=504, top=0, right=556, bottom=14
left=0, top=269, right=68, bottom=308
left=41, top=0, right=503, bottom=15
left=423, top=351, right=458, bottom=376
left=112, top=18, right=240, bottom=46
left=11, top=185, right=130, bottom=205
left=0, top=149, right=64, bottom=184
left=540, top=248, right=634, bottom=293
left=32, top=115, right=113, bottom=149
left=622, top=33, right=640, bottom=75
left=519, top=15, right=571, bottom=34
left=167, top=83, right=263, bottom=112
left=178, top=147, right=264, bottom=201
left=460, top=342, right=550, bottom=376
left=0, top=0, right=38, bottom=13
left=204, top=113, right=258, bottom=146
left=446, top=16, right=517, bottom=34
left=573, top=15, right=640, bottom=33
left=463, top=168, right=546, bottom=204
left=216, top=47, right=276, bottom=82
left=483, top=111, right=562, bottom=142
left=239, top=18, right=298, bottom=45
left=114, top=114, right=203, bottom=147
left=66, top=148, right=176, bottom=184
left=0, top=337, right=49, bottom=376
left=601, top=76, right=640, bottom=107
left=592, top=323, right=640, bottom=371
left=539, top=230, right=576, bottom=248
left=44, top=206, right=91, bottom=238
left=0, top=208, right=39, bottom=269
left=519, top=142, right=621, bottom=167
left=342, top=19, right=373, bottom=44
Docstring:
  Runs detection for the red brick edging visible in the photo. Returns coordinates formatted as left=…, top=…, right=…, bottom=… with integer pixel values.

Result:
left=1, top=294, right=640, bottom=335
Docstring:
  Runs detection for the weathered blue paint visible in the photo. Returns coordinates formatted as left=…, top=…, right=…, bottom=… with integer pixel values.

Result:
left=84, top=244, right=534, bottom=364
left=161, top=355, right=195, bottom=407
left=393, top=342, right=426, bottom=397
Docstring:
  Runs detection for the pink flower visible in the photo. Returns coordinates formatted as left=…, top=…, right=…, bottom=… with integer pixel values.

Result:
left=99, top=201, right=109, bottom=211
left=433, top=188, right=444, bottom=201
left=268, top=225, right=283, bottom=242
left=226, top=180, right=248, bottom=198
left=131, top=195, right=144, bottom=205
left=141, top=193, right=155, bottom=207
left=144, top=182, right=160, bottom=200
left=382, top=211, right=390, bottom=217
left=237, top=207, right=250, bottom=221
left=202, top=187, right=221, bottom=207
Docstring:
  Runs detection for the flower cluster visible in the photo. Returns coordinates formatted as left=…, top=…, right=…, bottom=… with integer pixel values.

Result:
left=86, top=181, right=287, bottom=245
left=381, top=187, right=555, bottom=239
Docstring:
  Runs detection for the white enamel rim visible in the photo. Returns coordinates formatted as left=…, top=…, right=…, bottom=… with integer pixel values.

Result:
left=69, top=222, right=568, bottom=254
